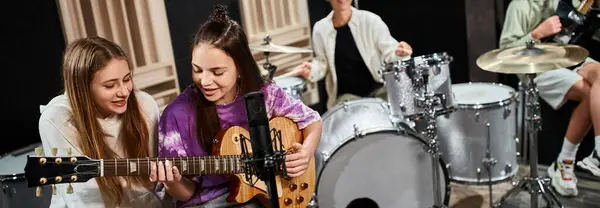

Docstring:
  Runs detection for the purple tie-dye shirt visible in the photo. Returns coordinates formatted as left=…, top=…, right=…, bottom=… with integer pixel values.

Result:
left=156, top=83, right=320, bottom=207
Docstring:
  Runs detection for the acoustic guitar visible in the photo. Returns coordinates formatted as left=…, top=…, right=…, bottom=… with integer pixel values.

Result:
left=23, top=117, right=315, bottom=208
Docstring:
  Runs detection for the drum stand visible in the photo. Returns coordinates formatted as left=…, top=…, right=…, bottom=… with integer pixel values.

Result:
left=415, top=73, right=447, bottom=208
left=482, top=123, right=498, bottom=208
left=493, top=74, right=563, bottom=208
left=261, top=34, right=277, bottom=81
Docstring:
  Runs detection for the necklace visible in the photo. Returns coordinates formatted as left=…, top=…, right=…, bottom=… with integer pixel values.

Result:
left=217, top=87, right=240, bottom=106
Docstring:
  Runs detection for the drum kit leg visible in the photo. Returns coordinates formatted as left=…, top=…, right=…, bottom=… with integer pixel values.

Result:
left=414, top=66, right=448, bottom=208
left=492, top=73, right=563, bottom=208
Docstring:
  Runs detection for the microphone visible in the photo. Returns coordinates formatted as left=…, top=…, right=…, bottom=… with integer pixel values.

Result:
left=244, top=91, right=280, bottom=208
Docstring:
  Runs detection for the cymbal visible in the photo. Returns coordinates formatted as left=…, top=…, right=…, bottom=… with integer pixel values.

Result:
left=249, top=42, right=313, bottom=54
left=476, top=42, right=588, bottom=74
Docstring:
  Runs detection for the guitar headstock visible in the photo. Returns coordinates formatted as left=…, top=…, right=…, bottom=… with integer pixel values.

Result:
left=24, top=147, right=99, bottom=197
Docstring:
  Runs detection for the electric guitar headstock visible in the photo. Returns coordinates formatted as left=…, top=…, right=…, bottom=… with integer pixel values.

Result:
left=24, top=147, right=100, bottom=197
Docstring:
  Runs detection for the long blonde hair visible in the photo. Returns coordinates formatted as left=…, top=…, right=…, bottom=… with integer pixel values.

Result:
left=61, top=36, right=152, bottom=207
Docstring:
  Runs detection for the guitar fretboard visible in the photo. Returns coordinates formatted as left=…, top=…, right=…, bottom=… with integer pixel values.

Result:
left=101, top=155, right=245, bottom=176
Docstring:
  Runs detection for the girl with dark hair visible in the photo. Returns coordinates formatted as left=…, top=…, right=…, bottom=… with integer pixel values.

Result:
left=150, top=5, right=322, bottom=207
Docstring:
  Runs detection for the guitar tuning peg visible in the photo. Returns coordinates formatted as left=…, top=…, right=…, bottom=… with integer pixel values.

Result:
left=51, top=147, right=58, bottom=156
left=66, top=183, right=73, bottom=194
left=66, top=147, right=72, bottom=156
left=52, top=184, right=56, bottom=195
left=36, top=186, right=42, bottom=197
left=35, top=147, right=43, bottom=155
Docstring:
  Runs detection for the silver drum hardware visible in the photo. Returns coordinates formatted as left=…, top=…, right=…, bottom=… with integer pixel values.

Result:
left=380, top=52, right=455, bottom=123
left=435, top=82, right=519, bottom=184
left=273, top=76, right=307, bottom=100
left=312, top=98, right=450, bottom=208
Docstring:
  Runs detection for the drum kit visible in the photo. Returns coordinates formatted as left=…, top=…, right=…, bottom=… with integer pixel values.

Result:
left=250, top=34, right=311, bottom=101
left=306, top=40, right=589, bottom=208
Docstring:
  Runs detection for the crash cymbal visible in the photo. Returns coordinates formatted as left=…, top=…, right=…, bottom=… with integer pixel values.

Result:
left=476, top=42, right=588, bottom=74
left=250, top=42, right=313, bottom=54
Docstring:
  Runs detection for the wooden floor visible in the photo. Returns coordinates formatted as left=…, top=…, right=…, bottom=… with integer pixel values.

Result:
left=449, top=163, right=600, bottom=208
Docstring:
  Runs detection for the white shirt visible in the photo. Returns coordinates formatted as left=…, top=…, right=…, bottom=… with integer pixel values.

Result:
left=38, top=91, right=168, bottom=208
left=308, top=7, right=410, bottom=109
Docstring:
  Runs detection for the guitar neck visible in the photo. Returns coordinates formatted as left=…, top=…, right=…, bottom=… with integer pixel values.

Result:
left=578, top=0, right=594, bottom=14
left=100, top=155, right=246, bottom=177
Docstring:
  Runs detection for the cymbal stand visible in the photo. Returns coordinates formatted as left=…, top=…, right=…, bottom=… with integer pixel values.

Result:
left=414, top=68, right=446, bottom=208
left=261, top=34, right=277, bottom=81
left=493, top=73, right=563, bottom=208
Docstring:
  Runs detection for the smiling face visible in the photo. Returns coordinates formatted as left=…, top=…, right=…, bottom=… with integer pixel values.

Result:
left=90, top=58, right=133, bottom=117
left=330, top=0, right=353, bottom=11
left=191, top=42, right=239, bottom=105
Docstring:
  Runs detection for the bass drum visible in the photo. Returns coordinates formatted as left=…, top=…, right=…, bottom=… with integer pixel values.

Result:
left=314, top=98, right=450, bottom=208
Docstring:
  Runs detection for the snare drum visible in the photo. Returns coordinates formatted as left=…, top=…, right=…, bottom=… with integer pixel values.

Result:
left=1, top=145, right=51, bottom=208
left=381, top=52, right=455, bottom=122
left=435, top=82, right=519, bottom=184
left=273, top=76, right=306, bottom=100
left=314, top=98, right=450, bottom=207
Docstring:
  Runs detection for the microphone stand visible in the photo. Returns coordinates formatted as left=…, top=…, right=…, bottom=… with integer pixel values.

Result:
left=243, top=91, right=288, bottom=208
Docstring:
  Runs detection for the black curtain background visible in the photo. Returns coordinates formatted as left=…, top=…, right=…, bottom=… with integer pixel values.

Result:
left=2, top=0, right=597, bottom=167
left=1, top=0, right=65, bottom=155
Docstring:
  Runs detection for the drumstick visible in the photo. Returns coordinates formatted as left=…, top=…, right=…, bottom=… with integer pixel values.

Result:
left=275, top=67, right=302, bottom=79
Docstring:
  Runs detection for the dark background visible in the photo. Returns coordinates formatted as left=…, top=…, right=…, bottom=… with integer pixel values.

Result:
left=2, top=0, right=597, bottom=169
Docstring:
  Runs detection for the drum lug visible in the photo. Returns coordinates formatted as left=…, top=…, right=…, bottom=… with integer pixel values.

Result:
left=321, top=151, right=330, bottom=161
left=505, top=163, right=513, bottom=175
left=475, top=111, right=480, bottom=123
left=446, top=163, right=452, bottom=176
left=307, top=193, right=318, bottom=208
left=353, top=124, right=362, bottom=137
left=515, top=137, right=521, bottom=157
left=394, top=71, right=401, bottom=81
left=477, top=168, right=482, bottom=183
left=382, top=101, right=390, bottom=110
left=503, top=106, right=511, bottom=119
left=432, top=65, right=441, bottom=75
left=343, top=101, right=349, bottom=111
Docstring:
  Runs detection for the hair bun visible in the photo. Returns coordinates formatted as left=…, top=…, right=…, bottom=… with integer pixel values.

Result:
left=211, top=4, right=229, bottom=23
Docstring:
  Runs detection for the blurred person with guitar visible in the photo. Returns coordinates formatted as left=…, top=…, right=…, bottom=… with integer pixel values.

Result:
left=500, top=0, right=600, bottom=197
left=37, top=36, right=168, bottom=207
left=149, top=5, right=322, bottom=208
left=294, top=0, right=413, bottom=109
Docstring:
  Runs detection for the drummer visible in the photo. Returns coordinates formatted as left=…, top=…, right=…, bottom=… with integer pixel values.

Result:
left=500, top=0, right=600, bottom=197
left=295, top=0, right=413, bottom=109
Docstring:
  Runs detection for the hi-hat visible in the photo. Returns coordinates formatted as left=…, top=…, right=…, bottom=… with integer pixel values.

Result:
left=476, top=41, right=588, bottom=74
left=250, top=42, right=313, bottom=54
